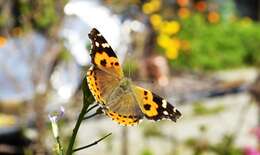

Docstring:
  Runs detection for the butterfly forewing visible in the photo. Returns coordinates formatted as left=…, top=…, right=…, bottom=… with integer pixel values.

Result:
left=88, top=28, right=123, bottom=78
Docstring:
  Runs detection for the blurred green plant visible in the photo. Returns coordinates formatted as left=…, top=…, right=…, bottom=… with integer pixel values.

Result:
left=141, top=123, right=164, bottom=139
left=184, top=132, right=243, bottom=155
left=140, top=149, right=154, bottom=155
left=171, top=14, right=260, bottom=70
left=192, top=102, right=225, bottom=116
left=0, top=0, right=67, bottom=35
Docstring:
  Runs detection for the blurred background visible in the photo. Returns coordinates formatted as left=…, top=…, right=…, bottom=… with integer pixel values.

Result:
left=0, top=0, right=260, bottom=155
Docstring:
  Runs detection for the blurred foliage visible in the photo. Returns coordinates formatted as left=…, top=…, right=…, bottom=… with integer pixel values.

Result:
left=141, top=123, right=165, bottom=139
left=192, top=102, right=225, bottom=116
left=172, top=15, right=260, bottom=70
left=140, top=149, right=154, bottom=155
left=185, top=132, right=243, bottom=155
left=209, top=134, right=243, bottom=155
left=148, top=0, right=260, bottom=71
left=0, top=0, right=67, bottom=35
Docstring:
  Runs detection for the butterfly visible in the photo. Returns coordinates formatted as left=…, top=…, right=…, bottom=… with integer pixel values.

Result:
left=87, top=28, right=181, bottom=126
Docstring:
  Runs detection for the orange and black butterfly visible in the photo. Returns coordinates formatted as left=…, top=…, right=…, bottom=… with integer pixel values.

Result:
left=87, top=28, right=181, bottom=126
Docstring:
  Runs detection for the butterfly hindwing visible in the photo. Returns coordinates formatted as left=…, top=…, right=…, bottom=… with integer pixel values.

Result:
left=106, top=110, right=141, bottom=126
left=88, top=28, right=123, bottom=78
left=133, top=86, right=182, bottom=122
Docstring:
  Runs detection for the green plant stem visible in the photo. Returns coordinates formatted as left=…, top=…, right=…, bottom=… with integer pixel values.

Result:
left=86, top=104, right=99, bottom=113
left=72, top=133, right=112, bottom=153
left=56, top=137, right=64, bottom=155
left=66, top=101, right=89, bottom=155
left=83, top=107, right=103, bottom=120
left=83, top=112, right=100, bottom=120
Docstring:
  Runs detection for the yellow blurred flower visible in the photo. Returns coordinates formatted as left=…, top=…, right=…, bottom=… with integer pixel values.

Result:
left=165, top=46, right=178, bottom=60
left=157, top=34, right=172, bottom=48
left=160, top=21, right=181, bottom=35
left=178, top=7, right=191, bottom=19
left=157, top=35, right=180, bottom=59
left=150, top=14, right=162, bottom=29
left=143, top=0, right=161, bottom=14
left=157, top=35, right=181, bottom=49
left=177, top=0, right=189, bottom=7
left=0, top=36, right=7, bottom=47
left=208, top=11, right=220, bottom=24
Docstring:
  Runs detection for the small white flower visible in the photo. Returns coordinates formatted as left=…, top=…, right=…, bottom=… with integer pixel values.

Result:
left=48, top=106, right=65, bottom=138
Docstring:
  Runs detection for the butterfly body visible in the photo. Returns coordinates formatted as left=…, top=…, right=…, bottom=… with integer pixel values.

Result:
left=87, top=28, right=181, bottom=126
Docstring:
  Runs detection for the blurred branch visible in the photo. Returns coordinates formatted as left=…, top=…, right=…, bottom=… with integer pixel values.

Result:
left=72, top=133, right=112, bottom=153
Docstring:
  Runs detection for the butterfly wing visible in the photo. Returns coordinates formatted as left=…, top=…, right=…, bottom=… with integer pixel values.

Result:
left=87, top=66, right=120, bottom=104
left=88, top=28, right=124, bottom=78
left=87, top=28, right=123, bottom=104
left=133, top=86, right=182, bottom=122
left=87, top=28, right=143, bottom=125
left=105, top=89, right=144, bottom=126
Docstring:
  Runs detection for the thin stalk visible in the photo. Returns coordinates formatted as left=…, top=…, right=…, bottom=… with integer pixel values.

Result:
left=83, top=107, right=103, bottom=120
left=56, top=137, right=64, bottom=155
left=66, top=101, right=89, bottom=155
left=72, top=133, right=112, bottom=153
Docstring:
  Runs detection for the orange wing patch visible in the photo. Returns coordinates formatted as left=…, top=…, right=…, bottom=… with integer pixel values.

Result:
left=106, top=111, right=141, bottom=126
left=134, top=86, right=159, bottom=117
left=94, top=51, right=122, bottom=76
left=86, top=66, right=105, bottom=104
left=134, top=86, right=181, bottom=122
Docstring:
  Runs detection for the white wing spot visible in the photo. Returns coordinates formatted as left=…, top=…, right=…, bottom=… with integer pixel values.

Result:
left=162, top=100, right=167, bottom=108
left=95, top=42, right=99, bottom=47
left=163, top=111, right=169, bottom=115
left=97, top=33, right=102, bottom=36
left=102, top=43, right=110, bottom=48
